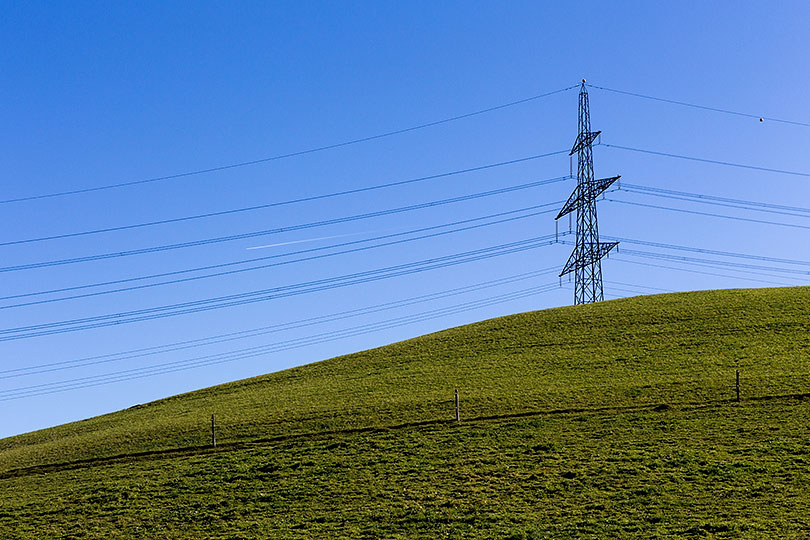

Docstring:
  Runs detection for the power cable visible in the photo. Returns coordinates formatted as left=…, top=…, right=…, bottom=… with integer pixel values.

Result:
left=1, top=236, right=559, bottom=336
left=606, top=198, right=810, bottom=232
left=1, top=267, right=561, bottom=379
left=601, top=144, right=810, bottom=178
left=2, top=201, right=565, bottom=304
left=1, top=152, right=569, bottom=246
left=611, top=257, right=798, bottom=288
left=587, top=84, right=810, bottom=127
left=0, top=235, right=563, bottom=341
left=0, top=282, right=567, bottom=400
left=1, top=283, right=561, bottom=397
left=2, top=85, right=577, bottom=205
left=605, top=280, right=674, bottom=293
left=620, top=183, right=810, bottom=215
left=0, top=175, right=569, bottom=272
left=618, top=187, right=810, bottom=220
left=602, top=285, right=651, bottom=297
left=615, top=248, right=810, bottom=277
left=560, top=237, right=810, bottom=277
left=629, top=253, right=810, bottom=284
left=604, top=236, right=810, bottom=267
left=1, top=203, right=565, bottom=309
left=632, top=256, right=807, bottom=285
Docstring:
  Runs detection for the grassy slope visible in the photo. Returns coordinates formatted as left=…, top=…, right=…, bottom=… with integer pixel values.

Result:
left=2, top=287, right=810, bottom=538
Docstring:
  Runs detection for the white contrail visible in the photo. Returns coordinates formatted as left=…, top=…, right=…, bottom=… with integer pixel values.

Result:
left=246, top=232, right=371, bottom=251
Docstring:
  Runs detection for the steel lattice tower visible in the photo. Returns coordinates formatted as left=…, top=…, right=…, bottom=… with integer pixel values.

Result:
left=556, top=81, right=620, bottom=305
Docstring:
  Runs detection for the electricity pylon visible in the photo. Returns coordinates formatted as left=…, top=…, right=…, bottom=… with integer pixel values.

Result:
left=556, top=80, right=619, bottom=305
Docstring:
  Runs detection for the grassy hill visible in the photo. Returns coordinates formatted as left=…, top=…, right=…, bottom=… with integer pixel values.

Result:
left=2, top=287, right=810, bottom=538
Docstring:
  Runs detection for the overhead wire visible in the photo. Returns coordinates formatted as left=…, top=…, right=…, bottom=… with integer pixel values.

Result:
left=601, top=144, right=810, bottom=178
left=1, top=200, right=566, bottom=304
left=2, top=85, right=577, bottom=205
left=606, top=198, right=810, bottom=232
left=0, top=266, right=562, bottom=379
left=615, top=248, right=810, bottom=277
left=1, top=151, right=569, bottom=246
left=13, top=189, right=804, bottom=337
left=560, top=238, right=810, bottom=283
left=604, top=280, right=674, bottom=293
left=0, top=175, right=570, bottom=272
left=1, top=202, right=566, bottom=309
left=602, top=285, right=651, bottom=297
left=0, top=234, right=564, bottom=341
left=586, top=83, right=810, bottom=128
left=611, top=257, right=799, bottom=288
left=640, top=255, right=810, bottom=284
left=0, top=282, right=568, bottom=401
left=1, top=235, right=561, bottom=336
left=619, top=183, right=810, bottom=216
left=617, top=185, right=810, bottom=220
left=604, top=236, right=810, bottom=268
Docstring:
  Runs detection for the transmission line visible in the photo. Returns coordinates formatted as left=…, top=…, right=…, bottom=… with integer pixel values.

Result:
left=607, top=198, right=810, bottom=232
left=601, top=144, right=810, bottom=178
left=1, top=267, right=561, bottom=379
left=624, top=256, right=805, bottom=286
left=559, top=238, right=810, bottom=280
left=1, top=152, right=569, bottom=246
left=605, top=280, right=674, bottom=293
left=0, top=282, right=566, bottom=401
left=639, top=254, right=810, bottom=284
left=612, top=257, right=799, bottom=288
left=0, top=176, right=569, bottom=272
left=604, top=236, right=810, bottom=267
left=2, top=201, right=564, bottom=304
left=615, top=248, right=810, bottom=277
left=587, top=84, right=810, bottom=127
left=618, top=184, right=810, bottom=219
left=2, top=85, right=577, bottom=205
left=0, top=234, right=563, bottom=341
left=602, top=285, right=654, bottom=297
left=2, top=202, right=565, bottom=309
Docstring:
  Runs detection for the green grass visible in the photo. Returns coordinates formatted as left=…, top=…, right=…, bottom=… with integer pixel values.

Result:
left=2, top=287, right=810, bottom=538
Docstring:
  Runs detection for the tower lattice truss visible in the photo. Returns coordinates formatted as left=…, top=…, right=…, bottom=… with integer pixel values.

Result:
left=556, top=82, right=620, bottom=305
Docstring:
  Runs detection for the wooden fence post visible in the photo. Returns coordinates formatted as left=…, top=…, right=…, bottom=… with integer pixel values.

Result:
left=735, top=370, right=740, bottom=403
left=454, top=388, right=460, bottom=422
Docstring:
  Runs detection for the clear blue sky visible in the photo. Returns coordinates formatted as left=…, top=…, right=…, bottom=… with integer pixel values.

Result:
left=1, top=2, right=808, bottom=438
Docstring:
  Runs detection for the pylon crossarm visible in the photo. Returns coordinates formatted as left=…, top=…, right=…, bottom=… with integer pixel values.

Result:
left=556, top=186, right=580, bottom=220
left=588, top=175, right=620, bottom=199
left=559, top=249, right=579, bottom=277
left=588, top=241, right=618, bottom=263
left=558, top=241, right=618, bottom=277
left=569, top=130, right=601, bottom=155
